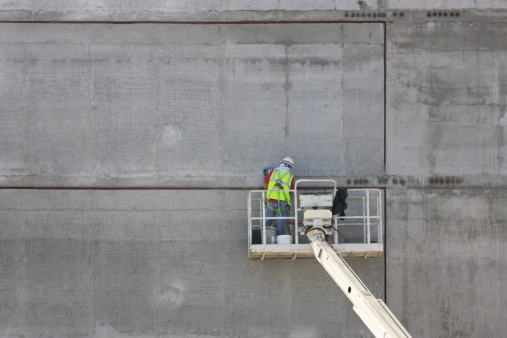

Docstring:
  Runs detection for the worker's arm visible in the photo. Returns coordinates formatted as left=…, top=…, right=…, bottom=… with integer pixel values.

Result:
left=263, top=170, right=272, bottom=189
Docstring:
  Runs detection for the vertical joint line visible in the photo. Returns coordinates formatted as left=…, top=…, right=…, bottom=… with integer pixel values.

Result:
left=383, top=21, right=387, bottom=172
left=284, top=45, right=290, bottom=139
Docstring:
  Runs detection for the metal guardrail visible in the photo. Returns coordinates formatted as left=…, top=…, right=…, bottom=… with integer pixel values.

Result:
left=248, top=179, right=383, bottom=247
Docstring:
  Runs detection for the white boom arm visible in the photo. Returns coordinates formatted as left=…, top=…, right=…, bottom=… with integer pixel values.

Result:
left=309, top=238, right=412, bottom=338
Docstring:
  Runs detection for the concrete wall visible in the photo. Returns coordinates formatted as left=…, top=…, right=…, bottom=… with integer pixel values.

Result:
left=388, top=188, right=507, bottom=337
left=1, top=2, right=506, bottom=338
left=0, top=22, right=383, bottom=186
left=385, top=19, right=507, bottom=337
left=0, top=189, right=382, bottom=337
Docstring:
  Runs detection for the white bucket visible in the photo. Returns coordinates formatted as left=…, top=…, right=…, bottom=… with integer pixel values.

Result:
left=261, top=227, right=277, bottom=244
left=276, top=235, right=293, bottom=245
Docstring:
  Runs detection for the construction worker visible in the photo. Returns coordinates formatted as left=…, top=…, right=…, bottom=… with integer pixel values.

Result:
left=263, top=157, right=295, bottom=237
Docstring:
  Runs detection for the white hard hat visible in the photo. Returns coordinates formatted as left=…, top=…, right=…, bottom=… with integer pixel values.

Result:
left=281, top=157, right=294, bottom=168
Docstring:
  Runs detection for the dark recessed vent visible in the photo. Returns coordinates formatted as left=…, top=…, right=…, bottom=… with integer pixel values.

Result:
left=428, top=12, right=461, bottom=18
left=344, top=12, right=387, bottom=19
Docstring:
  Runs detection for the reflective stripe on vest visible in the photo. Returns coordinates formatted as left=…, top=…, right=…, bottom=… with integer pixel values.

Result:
left=266, top=169, right=294, bottom=205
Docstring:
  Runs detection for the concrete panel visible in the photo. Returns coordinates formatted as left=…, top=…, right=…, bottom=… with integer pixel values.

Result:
left=387, top=21, right=507, bottom=176
left=222, top=23, right=345, bottom=45
left=387, top=188, right=507, bottom=337
left=0, top=189, right=384, bottom=337
left=0, top=22, right=385, bottom=186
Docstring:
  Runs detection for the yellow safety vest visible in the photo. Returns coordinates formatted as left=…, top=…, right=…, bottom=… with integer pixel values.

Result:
left=266, top=169, right=294, bottom=205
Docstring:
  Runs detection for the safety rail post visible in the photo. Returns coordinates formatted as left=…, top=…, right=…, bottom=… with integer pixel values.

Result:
left=362, top=196, right=367, bottom=244
left=367, top=190, right=371, bottom=244
left=378, top=190, right=383, bottom=244
left=261, top=190, right=266, bottom=245
left=248, top=191, right=252, bottom=255
left=333, top=214, right=339, bottom=245
left=293, top=186, right=299, bottom=245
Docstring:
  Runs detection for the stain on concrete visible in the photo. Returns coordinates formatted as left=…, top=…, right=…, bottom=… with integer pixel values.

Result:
left=160, top=285, right=185, bottom=309
left=270, top=57, right=339, bottom=68
left=496, top=124, right=505, bottom=166
left=496, top=123, right=505, bottom=148
left=160, top=125, right=183, bottom=146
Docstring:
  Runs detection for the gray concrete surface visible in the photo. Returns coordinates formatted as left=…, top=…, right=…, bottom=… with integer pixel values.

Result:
left=384, top=19, right=507, bottom=337
left=388, top=188, right=507, bottom=337
left=0, top=22, right=383, bottom=187
left=0, top=189, right=382, bottom=337
left=0, top=2, right=506, bottom=338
